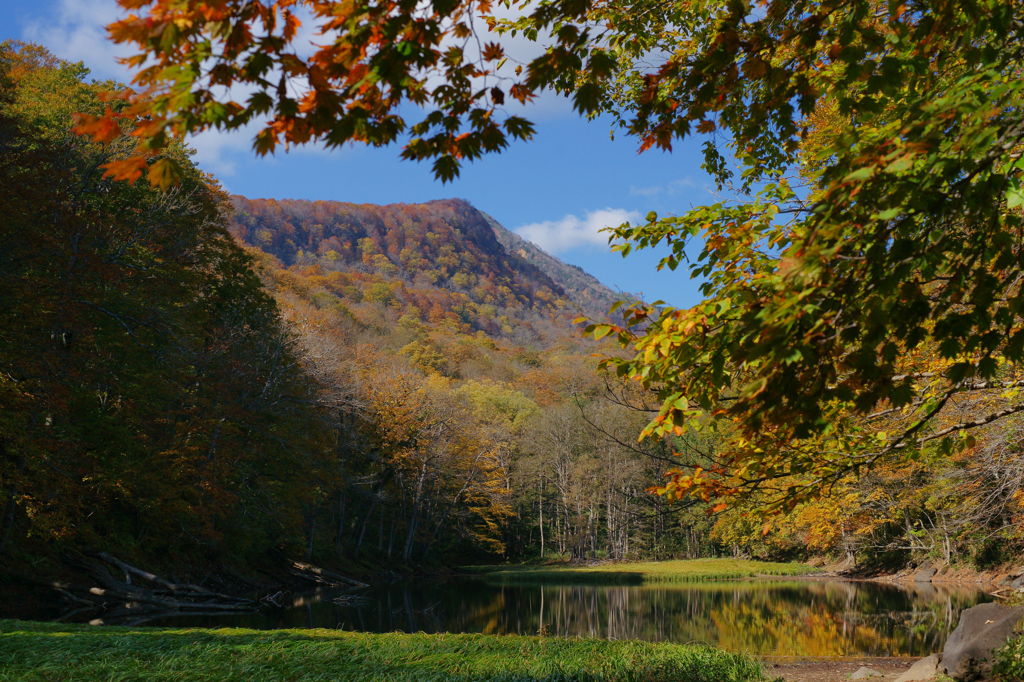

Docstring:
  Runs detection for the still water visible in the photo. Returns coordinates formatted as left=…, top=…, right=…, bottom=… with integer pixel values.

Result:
left=149, top=578, right=992, bottom=657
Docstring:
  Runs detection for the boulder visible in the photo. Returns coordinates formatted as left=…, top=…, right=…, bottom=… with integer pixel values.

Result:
left=913, top=564, right=937, bottom=583
left=849, top=667, right=884, bottom=679
left=1002, top=566, right=1024, bottom=589
left=894, top=654, right=938, bottom=681
left=940, top=602, right=1024, bottom=680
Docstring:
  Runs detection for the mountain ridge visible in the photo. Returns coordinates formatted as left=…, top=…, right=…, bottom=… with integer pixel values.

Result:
left=478, top=209, right=622, bottom=315
left=227, top=196, right=621, bottom=321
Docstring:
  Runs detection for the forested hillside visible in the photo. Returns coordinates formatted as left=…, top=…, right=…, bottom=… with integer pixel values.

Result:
left=225, top=196, right=710, bottom=565
left=228, top=193, right=1024, bottom=574
left=0, top=44, right=331, bottom=595
left=0, top=44, right=709, bottom=618
left=228, top=196, right=620, bottom=340
left=5, top=35, right=1024, bottom=628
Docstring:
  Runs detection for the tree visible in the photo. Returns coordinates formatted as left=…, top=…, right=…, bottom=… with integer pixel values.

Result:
left=591, top=1, right=1024, bottom=506
left=81, top=2, right=1024, bottom=509
left=0, top=42, right=330, bottom=568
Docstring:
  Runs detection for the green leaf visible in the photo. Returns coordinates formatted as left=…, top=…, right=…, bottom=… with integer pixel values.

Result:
left=1007, top=185, right=1024, bottom=209
left=844, top=167, right=877, bottom=183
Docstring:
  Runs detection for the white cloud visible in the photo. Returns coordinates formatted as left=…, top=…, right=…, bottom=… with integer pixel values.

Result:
left=186, top=127, right=256, bottom=177
left=515, top=208, right=640, bottom=254
left=186, top=127, right=347, bottom=177
left=22, top=0, right=131, bottom=81
left=629, top=177, right=696, bottom=197
left=20, top=0, right=327, bottom=83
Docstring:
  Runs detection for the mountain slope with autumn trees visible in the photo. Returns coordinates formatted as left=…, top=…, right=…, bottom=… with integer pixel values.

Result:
left=222, top=194, right=695, bottom=566
left=4, top=40, right=1024, bottom=624
left=228, top=196, right=621, bottom=338
left=1, top=44, right=699, bottom=621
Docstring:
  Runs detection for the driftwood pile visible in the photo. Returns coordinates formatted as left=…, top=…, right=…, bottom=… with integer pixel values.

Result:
left=54, top=554, right=372, bottom=625
left=56, top=552, right=258, bottom=625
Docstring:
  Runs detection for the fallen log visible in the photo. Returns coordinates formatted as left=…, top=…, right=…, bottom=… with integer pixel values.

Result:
left=260, top=590, right=287, bottom=607
left=55, top=552, right=258, bottom=623
left=95, top=553, right=250, bottom=604
left=82, top=586, right=257, bottom=611
left=288, top=561, right=369, bottom=589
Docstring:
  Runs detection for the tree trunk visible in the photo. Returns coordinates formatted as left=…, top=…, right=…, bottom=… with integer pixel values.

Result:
left=334, top=492, right=347, bottom=551
left=0, top=485, right=17, bottom=557
left=403, top=463, right=428, bottom=562
left=354, top=496, right=378, bottom=556
left=538, top=475, right=545, bottom=559
left=305, top=509, right=316, bottom=561
left=387, top=513, right=397, bottom=558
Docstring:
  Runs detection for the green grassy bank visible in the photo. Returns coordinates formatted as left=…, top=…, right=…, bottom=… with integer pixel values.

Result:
left=0, top=620, right=767, bottom=681
left=464, top=558, right=817, bottom=585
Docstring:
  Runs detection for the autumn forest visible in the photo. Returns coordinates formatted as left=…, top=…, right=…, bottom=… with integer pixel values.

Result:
left=0, top=45, right=718, bottom=595
left=3, top=0, right=1024, bottom=677
left=5, top=37, right=1024, bottom=600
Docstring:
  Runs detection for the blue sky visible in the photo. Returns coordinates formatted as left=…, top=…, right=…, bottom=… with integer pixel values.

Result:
left=1, top=0, right=715, bottom=307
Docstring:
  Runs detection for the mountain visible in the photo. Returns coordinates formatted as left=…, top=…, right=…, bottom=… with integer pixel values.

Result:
left=220, top=194, right=654, bottom=567
left=480, top=211, right=622, bottom=315
left=228, top=197, right=621, bottom=326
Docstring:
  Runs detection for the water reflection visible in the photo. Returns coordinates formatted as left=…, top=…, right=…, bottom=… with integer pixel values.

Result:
left=149, top=578, right=991, bottom=657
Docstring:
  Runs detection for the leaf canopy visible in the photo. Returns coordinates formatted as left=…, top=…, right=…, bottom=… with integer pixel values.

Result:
left=83, top=0, right=1024, bottom=505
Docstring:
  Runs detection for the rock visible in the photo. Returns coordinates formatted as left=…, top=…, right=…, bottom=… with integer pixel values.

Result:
left=894, top=654, right=939, bottom=681
left=912, top=582, right=938, bottom=600
left=849, top=667, right=884, bottom=679
left=940, top=602, right=1024, bottom=680
left=913, top=563, right=937, bottom=583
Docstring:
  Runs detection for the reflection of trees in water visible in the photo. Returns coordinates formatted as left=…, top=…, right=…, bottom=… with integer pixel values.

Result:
left=284, top=579, right=988, bottom=657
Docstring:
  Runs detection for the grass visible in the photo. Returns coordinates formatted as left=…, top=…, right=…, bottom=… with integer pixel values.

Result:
left=995, top=632, right=1024, bottom=682
left=463, top=558, right=817, bottom=586
left=0, top=619, right=769, bottom=681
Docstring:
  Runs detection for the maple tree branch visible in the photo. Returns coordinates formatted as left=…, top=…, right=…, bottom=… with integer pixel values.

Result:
left=918, top=402, right=1024, bottom=445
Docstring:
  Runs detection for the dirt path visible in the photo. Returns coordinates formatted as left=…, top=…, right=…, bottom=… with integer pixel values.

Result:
left=760, top=656, right=918, bottom=681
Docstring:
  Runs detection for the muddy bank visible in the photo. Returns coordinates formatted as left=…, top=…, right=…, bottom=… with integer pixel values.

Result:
left=761, top=656, right=914, bottom=682
left=855, top=562, right=1024, bottom=595
left=805, top=556, right=1024, bottom=593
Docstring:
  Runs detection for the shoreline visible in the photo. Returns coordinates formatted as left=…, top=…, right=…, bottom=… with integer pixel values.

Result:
left=819, top=563, right=1020, bottom=596
left=0, top=619, right=956, bottom=682
left=760, top=656, right=919, bottom=682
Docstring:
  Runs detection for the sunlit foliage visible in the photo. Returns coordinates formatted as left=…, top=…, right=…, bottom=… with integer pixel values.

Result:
left=80, top=1, right=1024, bottom=518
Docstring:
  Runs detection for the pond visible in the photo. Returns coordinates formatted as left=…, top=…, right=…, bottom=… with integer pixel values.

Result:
left=145, top=577, right=992, bottom=657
